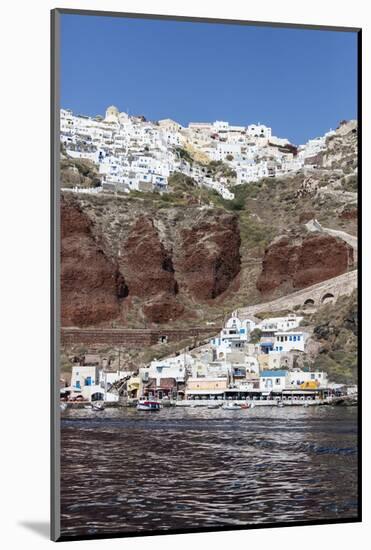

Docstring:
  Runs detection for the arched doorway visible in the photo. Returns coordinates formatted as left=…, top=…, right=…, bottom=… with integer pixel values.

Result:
left=321, top=293, right=335, bottom=304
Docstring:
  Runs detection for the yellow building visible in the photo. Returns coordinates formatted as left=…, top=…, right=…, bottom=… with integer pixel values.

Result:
left=257, top=353, right=281, bottom=371
left=127, top=375, right=142, bottom=399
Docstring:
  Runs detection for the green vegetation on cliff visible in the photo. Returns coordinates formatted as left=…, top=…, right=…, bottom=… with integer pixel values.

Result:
left=311, top=291, right=358, bottom=383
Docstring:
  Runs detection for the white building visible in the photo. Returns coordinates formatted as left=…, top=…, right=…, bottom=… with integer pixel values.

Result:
left=140, top=353, right=194, bottom=385
left=288, top=369, right=328, bottom=389
left=70, top=365, right=119, bottom=402
left=273, top=331, right=307, bottom=353
left=246, top=124, right=272, bottom=139
left=259, top=370, right=289, bottom=392
left=258, top=314, right=303, bottom=333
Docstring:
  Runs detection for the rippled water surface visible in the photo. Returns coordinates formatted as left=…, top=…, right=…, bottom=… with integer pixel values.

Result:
left=60, top=406, right=358, bottom=537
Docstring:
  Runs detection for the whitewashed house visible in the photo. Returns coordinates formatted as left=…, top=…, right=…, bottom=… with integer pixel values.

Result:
left=273, top=331, right=307, bottom=353
left=259, top=369, right=289, bottom=392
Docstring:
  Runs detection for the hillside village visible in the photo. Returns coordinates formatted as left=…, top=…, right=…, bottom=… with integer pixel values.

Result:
left=60, top=106, right=358, bottom=408
left=60, top=105, right=340, bottom=200
left=61, top=305, right=357, bottom=408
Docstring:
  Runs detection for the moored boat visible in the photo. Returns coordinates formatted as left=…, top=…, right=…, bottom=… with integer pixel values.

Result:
left=136, top=397, right=161, bottom=411
left=91, top=401, right=105, bottom=411
left=222, top=402, right=243, bottom=410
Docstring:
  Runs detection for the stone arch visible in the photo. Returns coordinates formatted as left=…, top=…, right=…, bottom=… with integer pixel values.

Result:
left=303, top=298, right=315, bottom=307
left=321, top=292, right=335, bottom=304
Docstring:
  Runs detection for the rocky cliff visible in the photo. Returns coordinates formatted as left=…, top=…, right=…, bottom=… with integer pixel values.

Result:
left=257, top=233, right=354, bottom=296
left=60, top=120, right=358, bottom=328
left=61, top=197, right=127, bottom=326
left=61, top=193, right=241, bottom=326
left=321, top=120, right=358, bottom=172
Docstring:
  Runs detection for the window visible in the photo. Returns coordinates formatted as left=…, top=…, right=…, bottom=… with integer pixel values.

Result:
left=275, top=378, right=280, bottom=384
left=311, top=374, right=315, bottom=380
left=293, top=336, right=297, bottom=341
left=289, top=336, right=293, bottom=341
left=297, top=336, right=301, bottom=341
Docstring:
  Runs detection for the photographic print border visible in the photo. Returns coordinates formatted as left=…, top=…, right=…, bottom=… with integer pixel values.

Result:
left=51, top=8, right=362, bottom=542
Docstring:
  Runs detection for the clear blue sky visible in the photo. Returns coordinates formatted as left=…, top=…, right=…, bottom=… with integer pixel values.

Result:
left=60, top=14, right=358, bottom=145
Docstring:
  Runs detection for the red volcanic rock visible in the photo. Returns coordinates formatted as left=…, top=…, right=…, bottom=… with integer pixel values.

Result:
left=142, top=296, right=185, bottom=324
left=61, top=198, right=127, bottom=326
left=121, top=216, right=178, bottom=298
left=257, top=234, right=354, bottom=294
left=176, top=213, right=241, bottom=300
left=339, top=207, right=357, bottom=220
left=60, top=196, right=242, bottom=327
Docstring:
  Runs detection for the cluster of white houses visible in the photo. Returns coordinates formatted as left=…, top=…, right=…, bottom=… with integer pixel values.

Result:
left=60, top=105, right=335, bottom=200
left=62, top=312, right=342, bottom=405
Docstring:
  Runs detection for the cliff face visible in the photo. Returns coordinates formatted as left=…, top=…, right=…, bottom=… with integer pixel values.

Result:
left=257, top=234, right=354, bottom=295
left=175, top=214, right=241, bottom=300
left=121, top=216, right=178, bottom=299
left=61, top=193, right=241, bottom=326
left=321, top=120, right=358, bottom=171
left=60, top=115, right=358, bottom=329
left=61, top=197, right=127, bottom=326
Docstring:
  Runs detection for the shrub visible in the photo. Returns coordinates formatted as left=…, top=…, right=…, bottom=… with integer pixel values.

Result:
left=249, top=328, right=262, bottom=343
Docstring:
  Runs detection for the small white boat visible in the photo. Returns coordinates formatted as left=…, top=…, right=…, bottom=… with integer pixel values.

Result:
left=136, top=398, right=161, bottom=411
left=91, top=402, right=105, bottom=411
left=207, top=403, right=221, bottom=409
left=277, top=401, right=284, bottom=408
left=60, top=402, right=67, bottom=412
left=222, top=402, right=243, bottom=410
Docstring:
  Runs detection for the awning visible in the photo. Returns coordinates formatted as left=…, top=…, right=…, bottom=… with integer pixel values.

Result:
left=185, top=390, right=225, bottom=395
left=282, top=389, right=319, bottom=395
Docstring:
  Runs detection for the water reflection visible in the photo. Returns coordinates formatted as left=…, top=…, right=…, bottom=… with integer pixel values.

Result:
left=60, top=406, right=358, bottom=537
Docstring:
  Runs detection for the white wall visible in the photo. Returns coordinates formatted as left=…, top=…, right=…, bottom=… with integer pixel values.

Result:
left=274, top=331, right=307, bottom=352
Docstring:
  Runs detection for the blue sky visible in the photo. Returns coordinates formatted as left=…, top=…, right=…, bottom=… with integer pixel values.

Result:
left=60, top=14, right=358, bottom=145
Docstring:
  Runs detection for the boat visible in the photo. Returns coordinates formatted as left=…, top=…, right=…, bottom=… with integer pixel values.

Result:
left=136, top=397, right=161, bottom=411
left=277, top=401, right=284, bottom=408
left=222, top=402, right=243, bottom=410
left=60, top=402, right=67, bottom=412
left=207, top=403, right=222, bottom=409
left=91, top=402, right=105, bottom=411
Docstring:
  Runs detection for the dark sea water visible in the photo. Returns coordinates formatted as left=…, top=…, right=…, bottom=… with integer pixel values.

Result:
left=60, top=406, right=358, bottom=538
